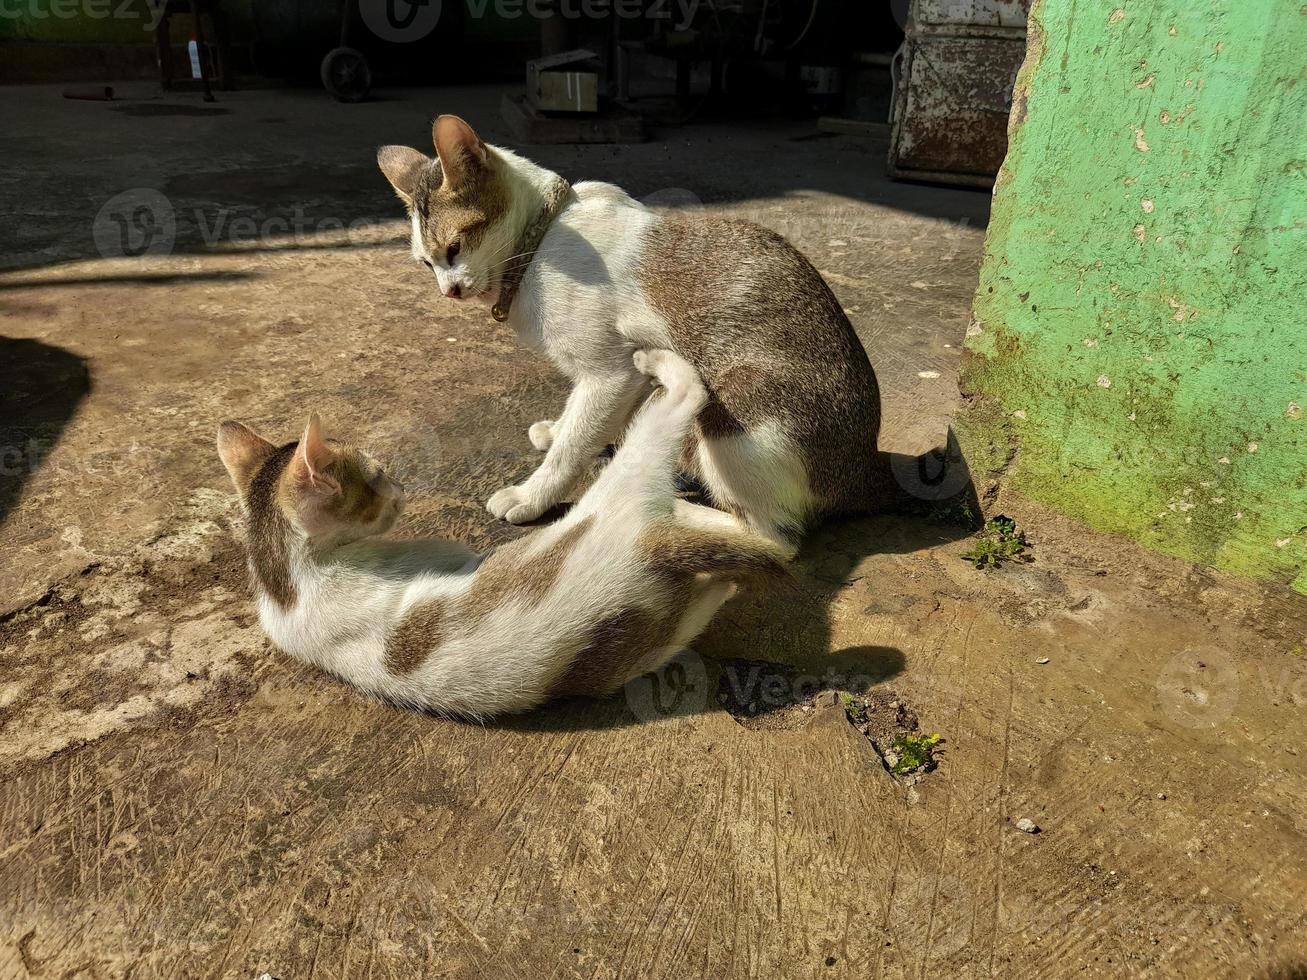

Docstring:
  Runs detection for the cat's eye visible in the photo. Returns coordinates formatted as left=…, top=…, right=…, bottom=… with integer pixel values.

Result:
left=421, top=257, right=433, bottom=271
left=446, top=241, right=461, bottom=265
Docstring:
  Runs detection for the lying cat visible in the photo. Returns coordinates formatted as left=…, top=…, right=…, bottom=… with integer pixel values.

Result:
left=377, top=114, right=889, bottom=553
left=217, top=349, right=787, bottom=718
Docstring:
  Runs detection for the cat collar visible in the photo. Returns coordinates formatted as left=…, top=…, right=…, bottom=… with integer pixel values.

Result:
left=491, top=176, right=574, bottom=323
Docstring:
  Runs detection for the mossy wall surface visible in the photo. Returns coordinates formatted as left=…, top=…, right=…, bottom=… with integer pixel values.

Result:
left=963, top=0, right=1306, bottom=593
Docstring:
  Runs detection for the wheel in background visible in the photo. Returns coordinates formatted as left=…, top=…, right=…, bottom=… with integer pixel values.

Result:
left=320, top=47, right=372, bottom=103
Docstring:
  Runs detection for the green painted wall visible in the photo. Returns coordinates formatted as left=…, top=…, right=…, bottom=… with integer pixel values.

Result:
left=961, top=0, right=1307, bottom=593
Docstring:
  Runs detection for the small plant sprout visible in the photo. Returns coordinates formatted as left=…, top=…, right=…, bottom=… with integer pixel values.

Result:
left=890, top=733, right=942, bottom=775
left=961, top=515, right=1030, bottom=569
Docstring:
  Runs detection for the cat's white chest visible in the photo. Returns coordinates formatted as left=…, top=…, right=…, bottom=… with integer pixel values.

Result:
left=521, top=192, right=673, bottom=368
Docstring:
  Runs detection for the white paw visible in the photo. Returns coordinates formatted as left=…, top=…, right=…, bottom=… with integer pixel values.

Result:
left=632, top=349, right=656, bottom=377
left=528, top=420, right=556, bottom=452
left=633, top=348, right=705, bottom=408
left=487, top=484, right=547, bottom=524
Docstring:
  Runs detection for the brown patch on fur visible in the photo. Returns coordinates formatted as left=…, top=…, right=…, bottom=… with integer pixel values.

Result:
left=696, top=396, right=747, bottom=439
left=386, top=597, right=448, bottom=675
left=458, top=517, right=594, bottom=629
left=635, top=519, right=791, bottom=588
left=274, top=442, right=389, bottom=533
left=324, top=451, right=385, bottom=525
left=551, top=607, right=670, bottom=697
left=551, top=519, right=789, bottom=698
left=639, top=215, right=884, bottom=516
left=242, top=442, right=299, bottom=609
left=412, top=154, right=511, bottom=260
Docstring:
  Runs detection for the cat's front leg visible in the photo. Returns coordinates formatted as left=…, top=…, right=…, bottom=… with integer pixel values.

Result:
left=488, top=371, right=648, bottom=524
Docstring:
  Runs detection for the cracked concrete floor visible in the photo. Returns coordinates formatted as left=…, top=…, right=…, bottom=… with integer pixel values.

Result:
left=1, top=83, right=1306, bottom=979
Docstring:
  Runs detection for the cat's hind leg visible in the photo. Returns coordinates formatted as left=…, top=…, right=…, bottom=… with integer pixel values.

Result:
left=694, top=423, right=812, bottom=557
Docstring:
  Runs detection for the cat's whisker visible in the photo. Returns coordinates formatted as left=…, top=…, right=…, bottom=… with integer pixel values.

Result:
left=486, top=249, right=540, bottom=273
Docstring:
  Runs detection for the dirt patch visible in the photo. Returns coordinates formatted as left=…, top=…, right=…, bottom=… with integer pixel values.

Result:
left=713, top=657, right=933, bottom=779
left=3, top=83, right=1306, bottom=979
left=0, top=490, right=266, bottom=774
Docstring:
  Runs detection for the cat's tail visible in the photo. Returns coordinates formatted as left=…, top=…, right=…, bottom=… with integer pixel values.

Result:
left=641, top=520, right=792, bottom=588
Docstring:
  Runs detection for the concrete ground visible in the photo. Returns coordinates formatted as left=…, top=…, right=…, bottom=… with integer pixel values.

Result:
left=1, top=83, right=1305, bottom=979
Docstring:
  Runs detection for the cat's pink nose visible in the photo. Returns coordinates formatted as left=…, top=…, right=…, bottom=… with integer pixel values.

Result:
left=443, top=283, right=462, bottom=299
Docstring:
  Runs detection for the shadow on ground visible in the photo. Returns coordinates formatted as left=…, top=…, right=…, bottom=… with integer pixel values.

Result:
left=499, top=445, right=981, bottom=735
left=2, top=85, right=988, bottom=281
left=0, top=337, right=91, bottom=530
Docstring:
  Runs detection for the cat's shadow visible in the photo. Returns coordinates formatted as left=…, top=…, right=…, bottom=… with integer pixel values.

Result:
left=492, top=445, right=981, bottom=734
left=0, top=337, right=91, bottom=531
left=500, top=643, right=907, bottom=735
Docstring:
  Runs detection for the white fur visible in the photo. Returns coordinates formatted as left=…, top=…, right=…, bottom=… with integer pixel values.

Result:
left=249, top=351, right=774, bottom=719
left=410, top=144, right=817, bottom=542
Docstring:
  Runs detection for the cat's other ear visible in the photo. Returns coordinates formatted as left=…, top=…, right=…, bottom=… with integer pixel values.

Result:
left=217, top=421, right=276, bottom=490
left=290, top=413, right=340, bottom=495
left=377, top=145, right=430, bottom=207
left=432, top=115, right=488, bottom=189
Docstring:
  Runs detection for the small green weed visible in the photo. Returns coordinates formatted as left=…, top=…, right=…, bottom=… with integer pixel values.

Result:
left=839, top=691, right=865, bottom=723
left=961, top=515, right=1029, bottom=569
left=890, top=733, right=942, bottom=775
left=932, top=497, right=977, bottom=528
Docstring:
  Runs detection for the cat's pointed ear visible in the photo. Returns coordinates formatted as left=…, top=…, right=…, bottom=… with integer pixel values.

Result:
left=377, top=145, right=430, bottom=207
left=292, top=414, right=340, bottom=495
left=217, top=421, right=276, bottom=490
left=432, top=114, right=488, bottom=189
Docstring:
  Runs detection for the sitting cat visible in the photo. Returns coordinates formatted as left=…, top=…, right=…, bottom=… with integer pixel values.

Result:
left=216, top=349, right=787, bottom=718
left=377, top=115, right=890, bottom=554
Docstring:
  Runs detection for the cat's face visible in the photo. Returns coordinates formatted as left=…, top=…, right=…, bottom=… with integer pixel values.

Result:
left=378, top=116, right=515, bottom=305
left=217, top=415, right=405, bottom=547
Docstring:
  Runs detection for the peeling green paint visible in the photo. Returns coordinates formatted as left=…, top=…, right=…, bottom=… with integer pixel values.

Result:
left=962, top=0, right=1307, bottom=593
